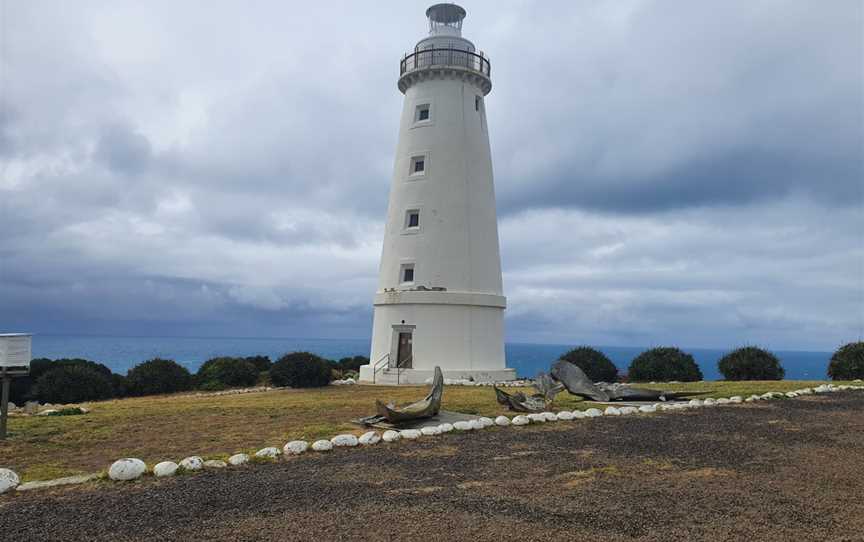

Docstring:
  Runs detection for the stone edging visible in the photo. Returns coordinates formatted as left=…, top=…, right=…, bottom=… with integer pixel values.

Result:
left=1, top=383, right=862, bottom=495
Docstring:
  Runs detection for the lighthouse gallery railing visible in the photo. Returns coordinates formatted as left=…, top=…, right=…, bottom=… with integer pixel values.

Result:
left=400, top=47, right=491, bottom=77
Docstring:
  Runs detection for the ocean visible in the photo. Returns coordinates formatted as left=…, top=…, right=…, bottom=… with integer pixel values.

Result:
left=29, top=335, right=834, bottom=380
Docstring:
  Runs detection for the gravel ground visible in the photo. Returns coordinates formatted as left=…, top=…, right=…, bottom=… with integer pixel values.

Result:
left=2, top=393, right=863, bottom=542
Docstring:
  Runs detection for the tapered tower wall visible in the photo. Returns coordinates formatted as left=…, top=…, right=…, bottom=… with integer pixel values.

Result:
left=360, top=4, right=514, bottom=384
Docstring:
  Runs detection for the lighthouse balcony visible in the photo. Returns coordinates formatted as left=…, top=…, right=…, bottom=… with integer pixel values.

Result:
left=398, top=47, right=492, bottom=95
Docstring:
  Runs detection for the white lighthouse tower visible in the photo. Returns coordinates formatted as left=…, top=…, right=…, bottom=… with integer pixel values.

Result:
left=360, top=4, right=515, bottom=385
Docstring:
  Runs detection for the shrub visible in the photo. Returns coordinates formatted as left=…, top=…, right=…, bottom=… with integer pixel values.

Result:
left=13, top=358, right=119, bottom=403
left=628, top=347, right=703, bottom=382
left=559, top=346, right=618, bottom=383
left=245, top=355, right=272, bottom=373
left=337, top=356, right=369, bottom=372
left=270, top=352, right=333, bottom=388
left=718, top=347, right=784, bottom=380
left=126, top=358, right=193, bottom=396
left=31, top=365, right=116, bottom=404
left=196, top=357, right=259, bottom=390
left=828, top=342, right=864, bottom=380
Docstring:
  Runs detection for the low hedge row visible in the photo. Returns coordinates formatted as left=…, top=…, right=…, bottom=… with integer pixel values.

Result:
left=559, top=342, right=863, bottom=383
left=12, top=353, right=371, bottom=404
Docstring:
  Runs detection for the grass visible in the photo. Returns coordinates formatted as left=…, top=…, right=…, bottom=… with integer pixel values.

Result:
left=1, top=380, right=853, bottom=482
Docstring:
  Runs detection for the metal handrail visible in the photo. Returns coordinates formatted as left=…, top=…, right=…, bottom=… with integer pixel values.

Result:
left=400, top=46, right=491, bottom=77
left=372, top=353, right=390, bottom=384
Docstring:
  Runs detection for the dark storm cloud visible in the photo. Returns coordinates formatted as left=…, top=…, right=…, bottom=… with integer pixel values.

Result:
left=0, top=0, right=861, bottom=349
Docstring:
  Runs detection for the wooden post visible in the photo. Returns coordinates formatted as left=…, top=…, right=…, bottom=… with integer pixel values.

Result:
left=0, top=371, right=10, bottom=440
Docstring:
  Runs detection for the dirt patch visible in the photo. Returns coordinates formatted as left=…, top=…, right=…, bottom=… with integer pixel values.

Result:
left=2, top=393, right=864, bottom=541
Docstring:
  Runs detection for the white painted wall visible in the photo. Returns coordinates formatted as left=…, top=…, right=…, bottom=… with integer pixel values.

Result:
left=360, top=6, right=514, bottom=384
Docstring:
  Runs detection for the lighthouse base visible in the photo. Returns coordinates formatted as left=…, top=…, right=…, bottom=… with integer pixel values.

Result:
left=359, top=366, right=516, bottom=386
left=362, top=294, right=513, bottom=385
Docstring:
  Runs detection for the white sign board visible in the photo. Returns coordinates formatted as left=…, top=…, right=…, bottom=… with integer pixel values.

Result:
left=0, top=334, right=32, bottom=368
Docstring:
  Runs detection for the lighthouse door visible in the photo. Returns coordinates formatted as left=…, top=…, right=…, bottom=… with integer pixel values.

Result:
left=396, top=332, right=413, bottom=368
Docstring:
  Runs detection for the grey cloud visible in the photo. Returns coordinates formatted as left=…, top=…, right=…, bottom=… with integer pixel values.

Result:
left=0, top=1, right=861, bottom=350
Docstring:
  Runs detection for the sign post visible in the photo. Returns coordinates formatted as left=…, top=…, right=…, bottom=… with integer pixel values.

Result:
left=0, top=334, right=32, bottom=440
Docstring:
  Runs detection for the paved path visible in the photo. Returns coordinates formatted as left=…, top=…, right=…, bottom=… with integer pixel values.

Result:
left=3, top=394, right=863, bottom=541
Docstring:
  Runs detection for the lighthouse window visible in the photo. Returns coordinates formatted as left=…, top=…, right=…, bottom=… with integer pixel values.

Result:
left=406, top=210, right=420, bottom=228
left=409, top=155, right=428, bottom=177
left=475, top=95, right=481, bottom=111
left=415, top=104, right=431, bottom=123
left=400, top=264, right=415, bottom=284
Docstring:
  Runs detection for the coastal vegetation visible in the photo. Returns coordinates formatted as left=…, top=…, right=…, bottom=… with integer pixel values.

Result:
left=270, top=352, right=334, bottom=388
left=627, top=347, right=703, bottom=382
left=126, top=359, right=193, bottom=396
left=828, top=341, right=864, bottom=380
left=718, top=347, right=785, bottom=380
left=559, top=346, right=618, bottom=382
left=195, top=357, right=259, bottom=391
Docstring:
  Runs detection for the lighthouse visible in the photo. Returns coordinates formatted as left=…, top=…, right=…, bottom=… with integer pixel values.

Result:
left=359, top=4, right=515, bottom=385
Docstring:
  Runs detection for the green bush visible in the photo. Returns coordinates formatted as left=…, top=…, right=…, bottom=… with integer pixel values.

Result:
left=560, top=346, right=618, bottom=383
left=718, top=347, right=784, bottom=380
left=126, top=358, right=193, bottom=396
left=270, top=352, right=333, bottom=388
left=337, top=356, right=369, bottom=372
left=628, top=347, right=703, bottom=382
left=196, top=357, right=259, bottom=390
left=31, top=365, right=116, bottom=404
left=828, top=342, right=864, bottom=380
left=13, top=358, right=119, bottom=403
left=245, top=355, right=272, bottom=372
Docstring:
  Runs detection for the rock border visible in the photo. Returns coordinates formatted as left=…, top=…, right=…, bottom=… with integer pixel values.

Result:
left=2, top=384, right=862, bottom=494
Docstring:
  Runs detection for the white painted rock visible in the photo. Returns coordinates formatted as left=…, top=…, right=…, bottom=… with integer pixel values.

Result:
left=421, top=426, right=441, bottom=436
left=180, top=456, right=204, bottom=470
left=571, top=410, right=586, bottom=418
left=584, top=408, right=602, bottom=418
left=331, top=434, right=359, bottom=447
left=511, top=415, right=530, bottom=426
left=689, top=399, right=703, bottom=407
left=153, top=461, right=178, bottom=477
left=527, top=413, right=546, bottom=423
left=785, top=392, right=798, bottom=398
left=108, top=458, right=146, bottom=481
left=437, top=423, right=454, bottom=433
left=619, top=407, right=639, bottom=415
left=716, top=398, right=731, bottom=405
left=729, top=396, right=743, bottom=403
left=284, top=441, right=309, bottom=455
left=0, top=469, right=20, bottom=494
left=494, top=415, right=511, bottom=426
left=228, top=453, right=250, bottom=466
left=469, top=419, right=484, bottom=430
left=478, top=417, right=495, bottom=428
left=556, top=411, right=575, bottom=421
left=604, top=407, right=621, bottom=416
left=542, top=412, right=558, bottom=422
left=703, top=398, right=717, bottom=406
left=254, top=447, right=281, bottom=459
left=400, top=429, right=422, bottom=439
left=453, top=421, right=473, bottom=431
left=382, top=430, right=401, bottom=442
left=204, top=460, right=227, bottom=469
left=638, top=405, right=657, bottom=413
left=312, top=440, right=333, bottom=452
left=359, top=431, right=381, bottom=445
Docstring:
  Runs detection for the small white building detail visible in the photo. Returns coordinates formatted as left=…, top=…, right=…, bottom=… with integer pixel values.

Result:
left=359, top=4, right=515, bottom=385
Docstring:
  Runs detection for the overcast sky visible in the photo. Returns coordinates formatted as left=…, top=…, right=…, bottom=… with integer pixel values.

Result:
left=1, top=0, right=861, bottom=351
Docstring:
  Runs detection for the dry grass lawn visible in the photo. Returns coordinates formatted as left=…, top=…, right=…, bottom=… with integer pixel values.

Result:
left=1, top=380, right=848, bottom=481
